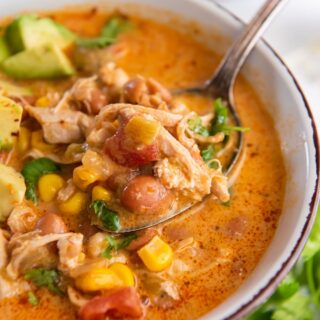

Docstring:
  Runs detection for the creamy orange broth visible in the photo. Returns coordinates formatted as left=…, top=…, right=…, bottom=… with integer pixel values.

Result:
left=0, top=9, right=285, bottom=320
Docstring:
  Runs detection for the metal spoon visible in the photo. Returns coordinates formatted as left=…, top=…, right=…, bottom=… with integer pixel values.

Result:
left=114, top=0, right=288, bottom=233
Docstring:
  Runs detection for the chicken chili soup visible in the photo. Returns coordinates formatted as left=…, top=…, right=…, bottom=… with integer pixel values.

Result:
left=0, top=7, right=285, bottom=320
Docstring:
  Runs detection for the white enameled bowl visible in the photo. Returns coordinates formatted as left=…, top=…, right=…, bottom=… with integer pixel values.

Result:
left=1, top=0, right=319, bottom=319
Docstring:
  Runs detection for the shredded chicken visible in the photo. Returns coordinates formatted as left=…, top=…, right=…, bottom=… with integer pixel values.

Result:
left=0, top=229, right=9, bottom=269
left=6, top=231, right=83, bottom=279
left=58, top=233, right=84, bottom=272
left=0, top=272, right=30, bottom=299
left=155, top=128, right=210, bottom=200
left=7, top=204, right=39, bottom=234
left=137, top=270, right=180, bottom=308
left=57, top=179, right=77, bottom=202
left=99, top=62, right=129, bottom=98
left=24, top=143, right=86, bottom=165
left=86, top=232, right=107, bottom=258
left=25, top=104, right=93, bottom=144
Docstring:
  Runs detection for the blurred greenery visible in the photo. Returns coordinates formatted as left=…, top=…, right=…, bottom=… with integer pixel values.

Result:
left=246, top=206, right=320, bottom=320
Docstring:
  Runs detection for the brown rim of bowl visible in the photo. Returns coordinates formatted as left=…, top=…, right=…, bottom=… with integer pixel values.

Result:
left=207, top=1, right=320, bottom=319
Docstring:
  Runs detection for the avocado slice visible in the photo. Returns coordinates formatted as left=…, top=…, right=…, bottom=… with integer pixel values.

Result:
left=0, top=38, right=10, bottom=63
left=0, top=164, right=26, bottom=222
left=1, top=44, right=75, bottom=79
left=0, top=80, right=33, bottom=97
left=5, top=15, right=75, bottom=53
left=0, top=96, right=23, bottom=150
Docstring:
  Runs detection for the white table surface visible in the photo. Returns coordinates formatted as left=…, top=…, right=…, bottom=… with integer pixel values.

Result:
left=214, top=0, right=320, bottom=129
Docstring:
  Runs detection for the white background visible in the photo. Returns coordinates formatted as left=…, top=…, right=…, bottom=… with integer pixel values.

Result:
left=214, top=0, right=320, bottom=128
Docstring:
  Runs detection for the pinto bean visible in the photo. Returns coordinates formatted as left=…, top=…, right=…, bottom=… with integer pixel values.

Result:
left=90, top=88, right=108, bottom=115
left=35, top=213, right=67, bottom=235
left=121, top=176, right=173, bottom=215
left=127, top=228, right=158, bottom=251
left=123, top=76, right=172, bottom=109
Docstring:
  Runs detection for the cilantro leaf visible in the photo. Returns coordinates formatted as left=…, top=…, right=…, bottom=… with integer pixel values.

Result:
left=102, top=233, right=137, bottom=259
left=91, top=200, right=120, bottom=231
left=24, top=268, right=63, bottom=296
left=188, top=116, right=210, bottom=137
left=302, top=210, right=320, bottom=261
left=247, top=207, right=320, bottom=320
left=271, top=291, right=313, bottom=320
left=76, top=16, right=133, bottom=48
left=21, top=158, right=59, bottom=203
left=201, top=144, right=216, bottom=162
left=275, top=273, right=300, bottom=300
left=211, top=98, right=249, bottom=135
left=27, top=292, right=39, bottom=306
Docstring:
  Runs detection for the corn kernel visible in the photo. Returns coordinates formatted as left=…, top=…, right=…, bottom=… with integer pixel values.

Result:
left=31, top=130, right=55, bottom=153
left=138, top=235, right=173, bottom=272
left=109, top=263, right=135, bottom=287
left=17, top=127, right=31, bottom=154
left=112, top=119, right=119, bottom=128
left=78, top=252, right=86, bottom=263
left=124, top=116, right=160, bottom=145
left=73, top=165, right=98, bottom=191
left=35, top=96, right=51, bottom=108
left=75, top=267, right=123, bottom=292
left=92, top=185, right=112, bottom=202
left=38, top=174, right=65, bottom=202
left=59, top=191, right=88, bottom=215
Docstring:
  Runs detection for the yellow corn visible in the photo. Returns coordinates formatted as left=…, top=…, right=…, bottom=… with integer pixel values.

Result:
left=124, top=116, right=160, bottom=145
left=73, top=165, right=98, bottom=191
left=17, top=127, right=31, bottom=154
left=35, top=96, right=51, bottom=108
left=78, top=252, right=86, bottom=263
left=112, top=119, right=120, bottom=128
left=75, top=263, right=135, bottom=292
left=75, top=267, right=123, bottom=292
left=92, top=185, right=112, bottom=202
left=38, top=174, right=64, bottom=202
left=59, top=191, right=88, bottom=215
left=31, top=130, right=55, bottom=153
left=138, top=235, right=173, bottom=272
left=109, top=263, right=135, bottom=287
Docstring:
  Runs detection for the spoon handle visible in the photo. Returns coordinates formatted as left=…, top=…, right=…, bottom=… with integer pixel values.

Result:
left=207, top=0, right=289, bottom=99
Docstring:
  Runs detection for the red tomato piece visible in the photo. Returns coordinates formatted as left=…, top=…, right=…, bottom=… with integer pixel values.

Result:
left=80, top=287, right=143, bottom=320
left=104, top=129, right=160, bottom=168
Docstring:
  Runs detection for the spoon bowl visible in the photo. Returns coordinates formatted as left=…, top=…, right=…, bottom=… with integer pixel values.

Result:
left=114, top=0, right=289, bottom=233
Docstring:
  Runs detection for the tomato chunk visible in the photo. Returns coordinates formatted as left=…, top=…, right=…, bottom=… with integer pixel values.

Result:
left=104, top=127, right=160, bottom=168
left=80, top=287, right=143, bottom=320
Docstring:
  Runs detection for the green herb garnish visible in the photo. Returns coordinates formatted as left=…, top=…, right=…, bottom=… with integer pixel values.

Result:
left=188, top=116, right=210, bottom=137
left=246, top=207, right=320, bottom=320
left=91, top=200, right=121, bottom=231
left=102, top=233, right=137, bottom=259
left=76, top=16, right=133, bottom=48
left=21, top=158, right=59, bottom=203
left=211, top=98, right=249, bottom=135
left=24, top=268, right=63, bottom=296
left=201, top=144, right=216, bottom=162
left=27, top=291, right=39, bottom=306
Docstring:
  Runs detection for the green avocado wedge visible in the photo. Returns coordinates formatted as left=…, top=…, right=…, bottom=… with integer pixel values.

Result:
left=1, top=44, right=75, bottom=79
left=5, top=15, right=75, bottom=53
left=0, top=38, right=10, bottom=63
left=0, top=96, right=23, bottom=151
